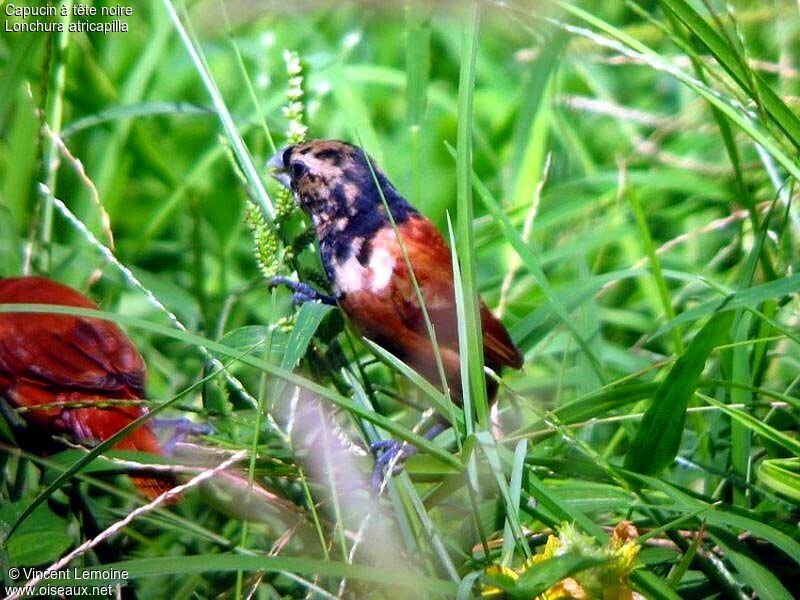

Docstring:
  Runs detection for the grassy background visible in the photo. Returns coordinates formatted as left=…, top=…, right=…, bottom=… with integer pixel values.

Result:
left=1, top=0, right=800, bottom=598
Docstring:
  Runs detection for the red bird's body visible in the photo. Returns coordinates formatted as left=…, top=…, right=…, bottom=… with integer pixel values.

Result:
left=0, top=276, right=172, bottom=499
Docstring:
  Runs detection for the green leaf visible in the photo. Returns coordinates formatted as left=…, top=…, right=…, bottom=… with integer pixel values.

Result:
left=131, top=267, right=201, bottom=326
left=0, top=501, right=71, bottom=567
left=219, top=325, right=274, bottom=353
left=710, top=529, right=794, bottom=600
left=281, top=302, right=333, bottom=370
left=456, top=571, right=484, bottom=600
left=515, top=554, right=606, bottom=596
left=625, top=310, right=734, bottom=474
left=217, top=325, right=288, bottom=367
left=757, top=458, right=800, bottom=502
left=553, top=382, right=659, bottom=429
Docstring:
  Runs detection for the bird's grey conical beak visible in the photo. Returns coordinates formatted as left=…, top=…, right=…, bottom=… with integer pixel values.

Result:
left=266, top=148, right=291, bottom=189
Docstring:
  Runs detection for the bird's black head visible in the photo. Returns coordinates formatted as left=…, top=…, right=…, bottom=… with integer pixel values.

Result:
left=267, top=139, right=416, bottom=236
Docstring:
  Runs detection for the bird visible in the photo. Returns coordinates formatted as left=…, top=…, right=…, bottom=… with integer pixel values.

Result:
left=266, top=139, right=523, bottom=485
left=0, top=275, right=176, bottom=500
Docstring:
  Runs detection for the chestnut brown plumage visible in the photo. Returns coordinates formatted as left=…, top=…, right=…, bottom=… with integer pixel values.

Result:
left=269, top=140, right=522, bottom=401
left=267, top=140, right=524, bottom=484
left=0, top=276, right=174, bottom=500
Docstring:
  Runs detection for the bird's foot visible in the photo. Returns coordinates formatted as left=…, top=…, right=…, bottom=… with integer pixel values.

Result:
left=152, top=418, right=214, bottom=453
left=369, top=438, right=416, bottom=490
left=267, top=276, right=337, bottom=306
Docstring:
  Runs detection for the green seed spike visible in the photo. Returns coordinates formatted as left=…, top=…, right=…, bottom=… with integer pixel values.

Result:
left=275, top=188, right=296, bottom=222
left=245, top=201, right=283, bottom=279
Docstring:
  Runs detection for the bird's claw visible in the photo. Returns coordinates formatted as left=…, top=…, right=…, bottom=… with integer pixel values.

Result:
left=152, top=418, right=213, bottom=454
left=267, top=276, right=337, bottom=306
left=290, top=291, right=320, bottom=307
left=369, top=439, right=398, bottom=454
left=267, top=276, right=297, bottom=291
left=369, top=438, right=412, bottom=490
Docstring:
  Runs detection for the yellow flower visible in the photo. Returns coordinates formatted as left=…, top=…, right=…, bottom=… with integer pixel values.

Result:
left=481, top=522, right=641, bottom=599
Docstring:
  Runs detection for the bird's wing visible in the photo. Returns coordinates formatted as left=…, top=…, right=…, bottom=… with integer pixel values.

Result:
left=386, top=216, right=523, bottom=370
left=0, top=277, right=146, bottom=398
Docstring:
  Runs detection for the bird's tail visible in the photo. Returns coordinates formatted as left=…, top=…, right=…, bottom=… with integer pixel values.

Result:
left=71, top=407, right=179, bottom=502
left=113, top=428, right=179, bottom=503
left=127, top=473, right=177, bottom=501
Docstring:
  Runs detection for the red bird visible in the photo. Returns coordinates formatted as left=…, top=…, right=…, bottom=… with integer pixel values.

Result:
left=0, top=276, right=174, bottom=500
left=267, top=140, right=523, bottom=484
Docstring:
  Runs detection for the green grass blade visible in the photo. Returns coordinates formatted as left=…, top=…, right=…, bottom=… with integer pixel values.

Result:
left=757, top=458, right=800, bottom=502
left=625, top=310, right=734, bottom=474
left=625, top=182, right=682, bottom=354
left=500, top=439, right=528, bottom=566
left=659, top=0, right=800, bottom=151
left=630, top=571, right=683, bottom=600
left=363, top=339, right=464, bottom=433
left=700, top=393, right=800, bottom=456
left=729, top=314, right=753, bottom=507
left=454, top=1, right=489, bottom=429
left=476, top=432, right=531, bottom=562
left=281, top=303, right=334, bottom=370
left=710, top=530, right=794, bottom=600
left=552, top=1, right=800, bottom=184
left=627, top=473, right=800, bottom=564
left=467, top=161, right=605, bottom=378
left=160, top=0, right=274, bottom=219
left=655, top=274, right=800, bottom=337
left=36, top=0, right=72, bottom=274
left=524, top=469, right=606, bottom=540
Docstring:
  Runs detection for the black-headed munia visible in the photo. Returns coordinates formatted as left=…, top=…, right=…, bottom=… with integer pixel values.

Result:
left=267, top=140, right=523, bottom=484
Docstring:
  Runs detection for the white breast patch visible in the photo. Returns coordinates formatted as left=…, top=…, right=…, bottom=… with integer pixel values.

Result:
left=367, top=246, right=394, bottom=292
left=334, top=256, right=367, bottom=294
left=333, top=245, right=396, bottom=294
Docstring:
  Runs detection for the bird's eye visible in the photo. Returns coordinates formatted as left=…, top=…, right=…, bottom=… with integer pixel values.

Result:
left=291, top=161, right=308, bottom=178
